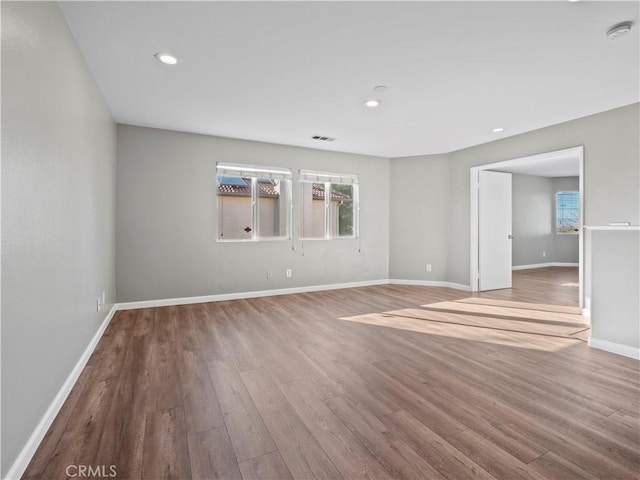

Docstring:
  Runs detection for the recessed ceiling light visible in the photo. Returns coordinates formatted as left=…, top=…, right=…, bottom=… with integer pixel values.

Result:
left=373, top=85, right=388, bottom=92
left=492, top=127, right=504, bottom=133
left=364, top=99, right=380, bottom=108
left=155, top=53, right=178, bottom=65
left=606, top=22, right=633, bottom=40
left=568, top=0, right=581, bottom=3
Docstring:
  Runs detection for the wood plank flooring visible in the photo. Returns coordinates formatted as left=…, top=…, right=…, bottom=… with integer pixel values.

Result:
left=23, top=268, right=640, bottom=479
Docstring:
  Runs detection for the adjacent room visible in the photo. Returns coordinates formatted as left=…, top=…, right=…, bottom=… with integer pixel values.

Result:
left=2, top=1, right=639, bottom=479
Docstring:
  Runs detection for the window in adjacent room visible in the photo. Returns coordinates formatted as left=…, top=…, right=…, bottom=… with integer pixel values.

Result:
left=217, top=163, right=292, bottom=241
left=299, top=170, right=359, bottom=239
left=556, top=191, right=580, bottom=234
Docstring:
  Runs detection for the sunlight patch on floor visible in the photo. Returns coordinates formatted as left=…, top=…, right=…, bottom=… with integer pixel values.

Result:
left=339, top=297, right=589, bottom=353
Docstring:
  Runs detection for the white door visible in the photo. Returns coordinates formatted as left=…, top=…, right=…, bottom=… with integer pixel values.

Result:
left=479, top=170, right=512, bottom=291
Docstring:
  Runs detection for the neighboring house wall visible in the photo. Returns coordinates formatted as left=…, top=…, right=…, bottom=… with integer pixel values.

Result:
left=116, top=124, right=389, bottom=302
left=258, top=197, right=285, bottom=238
left=218, top=195, right=328, bottom=240
left=552, top=176, right=580, bottom=264
left=300, top=184, right=329, bottom=238
left=512, top=174, right=554, bottom=267
left=303, top=199, right=339, bottom=239
left=299, top=184, right=342, bottom=238
left=218, top=196, right=253, bottom=240
left=1, top=2, right=116, bottom=476
left=329, top=202, right=340, bottom=237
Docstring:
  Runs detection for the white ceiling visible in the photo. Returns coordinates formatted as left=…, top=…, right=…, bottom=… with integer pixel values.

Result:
left=60, top=1, right=639, bottom=158
left=491, top=148, right=581, bottom=177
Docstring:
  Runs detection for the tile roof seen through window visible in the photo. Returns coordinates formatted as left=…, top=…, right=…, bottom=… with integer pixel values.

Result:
left=311, top=185, right=349, bottom=201
left=217, top=178, right=280, bottom=197
left=217, top=177, right=350, bottom=201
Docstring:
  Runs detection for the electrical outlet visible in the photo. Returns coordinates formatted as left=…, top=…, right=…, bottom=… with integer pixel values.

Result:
left=286, top=269, right=292, bottom=278
left=543, top=251, right=547, bottom=257
left=266, top=270, right=272, bottom=279
left=96, top=298, right=102, bottom=312
left=426, top=264, right=432, bottom=272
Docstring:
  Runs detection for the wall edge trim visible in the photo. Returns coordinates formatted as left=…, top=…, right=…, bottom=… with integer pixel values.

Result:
left=114, top=279, right=391, bottom=310
left=116, top=279, right=473, bottom=310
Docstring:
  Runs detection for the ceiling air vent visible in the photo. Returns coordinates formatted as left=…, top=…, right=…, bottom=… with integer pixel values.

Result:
left=311, top=135, right=336, bottom=142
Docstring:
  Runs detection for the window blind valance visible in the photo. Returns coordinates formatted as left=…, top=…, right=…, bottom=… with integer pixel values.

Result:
left=217, top=163, right=292, bottom=181
left=299, top=170, right=359, bottom=185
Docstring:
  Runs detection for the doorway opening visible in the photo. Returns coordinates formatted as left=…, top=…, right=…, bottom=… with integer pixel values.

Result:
left=470, top=146, right=585, bottom=310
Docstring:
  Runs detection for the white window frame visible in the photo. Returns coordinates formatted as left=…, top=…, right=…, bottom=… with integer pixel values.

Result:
left=216, top=163, right=292, bottom=242
left=555, top=190, right=580, bottom=235
left=298, top=170, right=359, bottom=240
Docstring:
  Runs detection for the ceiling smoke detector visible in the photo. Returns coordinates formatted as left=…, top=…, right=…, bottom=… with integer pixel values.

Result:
left=606, top=22, right=632, bottom=40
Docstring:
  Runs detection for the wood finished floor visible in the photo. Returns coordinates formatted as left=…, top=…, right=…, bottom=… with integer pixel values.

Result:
left=24, top=268, right=640, bottom=480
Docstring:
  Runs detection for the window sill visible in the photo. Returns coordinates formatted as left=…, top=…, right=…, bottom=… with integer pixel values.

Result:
left=217, top=237, right=292, bottom=243
left=300, top=237, right=358, bottom=241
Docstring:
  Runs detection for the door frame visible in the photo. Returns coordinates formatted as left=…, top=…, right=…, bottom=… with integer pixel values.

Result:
left=469, top=146, right=585, bottom=309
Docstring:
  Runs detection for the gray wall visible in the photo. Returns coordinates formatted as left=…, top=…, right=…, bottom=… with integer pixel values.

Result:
left=1, top=1, right=116, bottom=476
left=390, top=103, right=640, bottom=285
left=552, top=176, right=580, bottom=264
left=510, top=174, right=580, bottom=267
left=512, top=174, right=554, bottom=267
left=445, top=103, right=639, bottom=286
left=389, top=104, right=638, bottom=351
left=116, top=125, right=390, bottom=302
left=389, top=154, right=450, bottom=281
left=590, top=231, right=639, bottom=349
left=1, top=3, right=637, bottom=473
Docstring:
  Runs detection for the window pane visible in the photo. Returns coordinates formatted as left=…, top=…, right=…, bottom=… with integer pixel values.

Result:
left=331, top=184, right=354, bottom=237
left=556, top=191, right=580, bottom=234
left=217, top=176, right=253, bottom=240
left=257, top=178, right=289, bottom=239
left=300, top=182, right=326, bottom=238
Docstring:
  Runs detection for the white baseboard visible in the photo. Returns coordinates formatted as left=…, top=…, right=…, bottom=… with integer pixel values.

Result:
left=4, top=306, right=118, bottom=480
left=116, top=279, right=474, bottom=310
left=388, top=279, right=471, bottom=291
left=512, top=262, right=579, bottom=271
left=115, top=279, right=390, bottom=310
left=588, top=337, right=640, bottom=360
